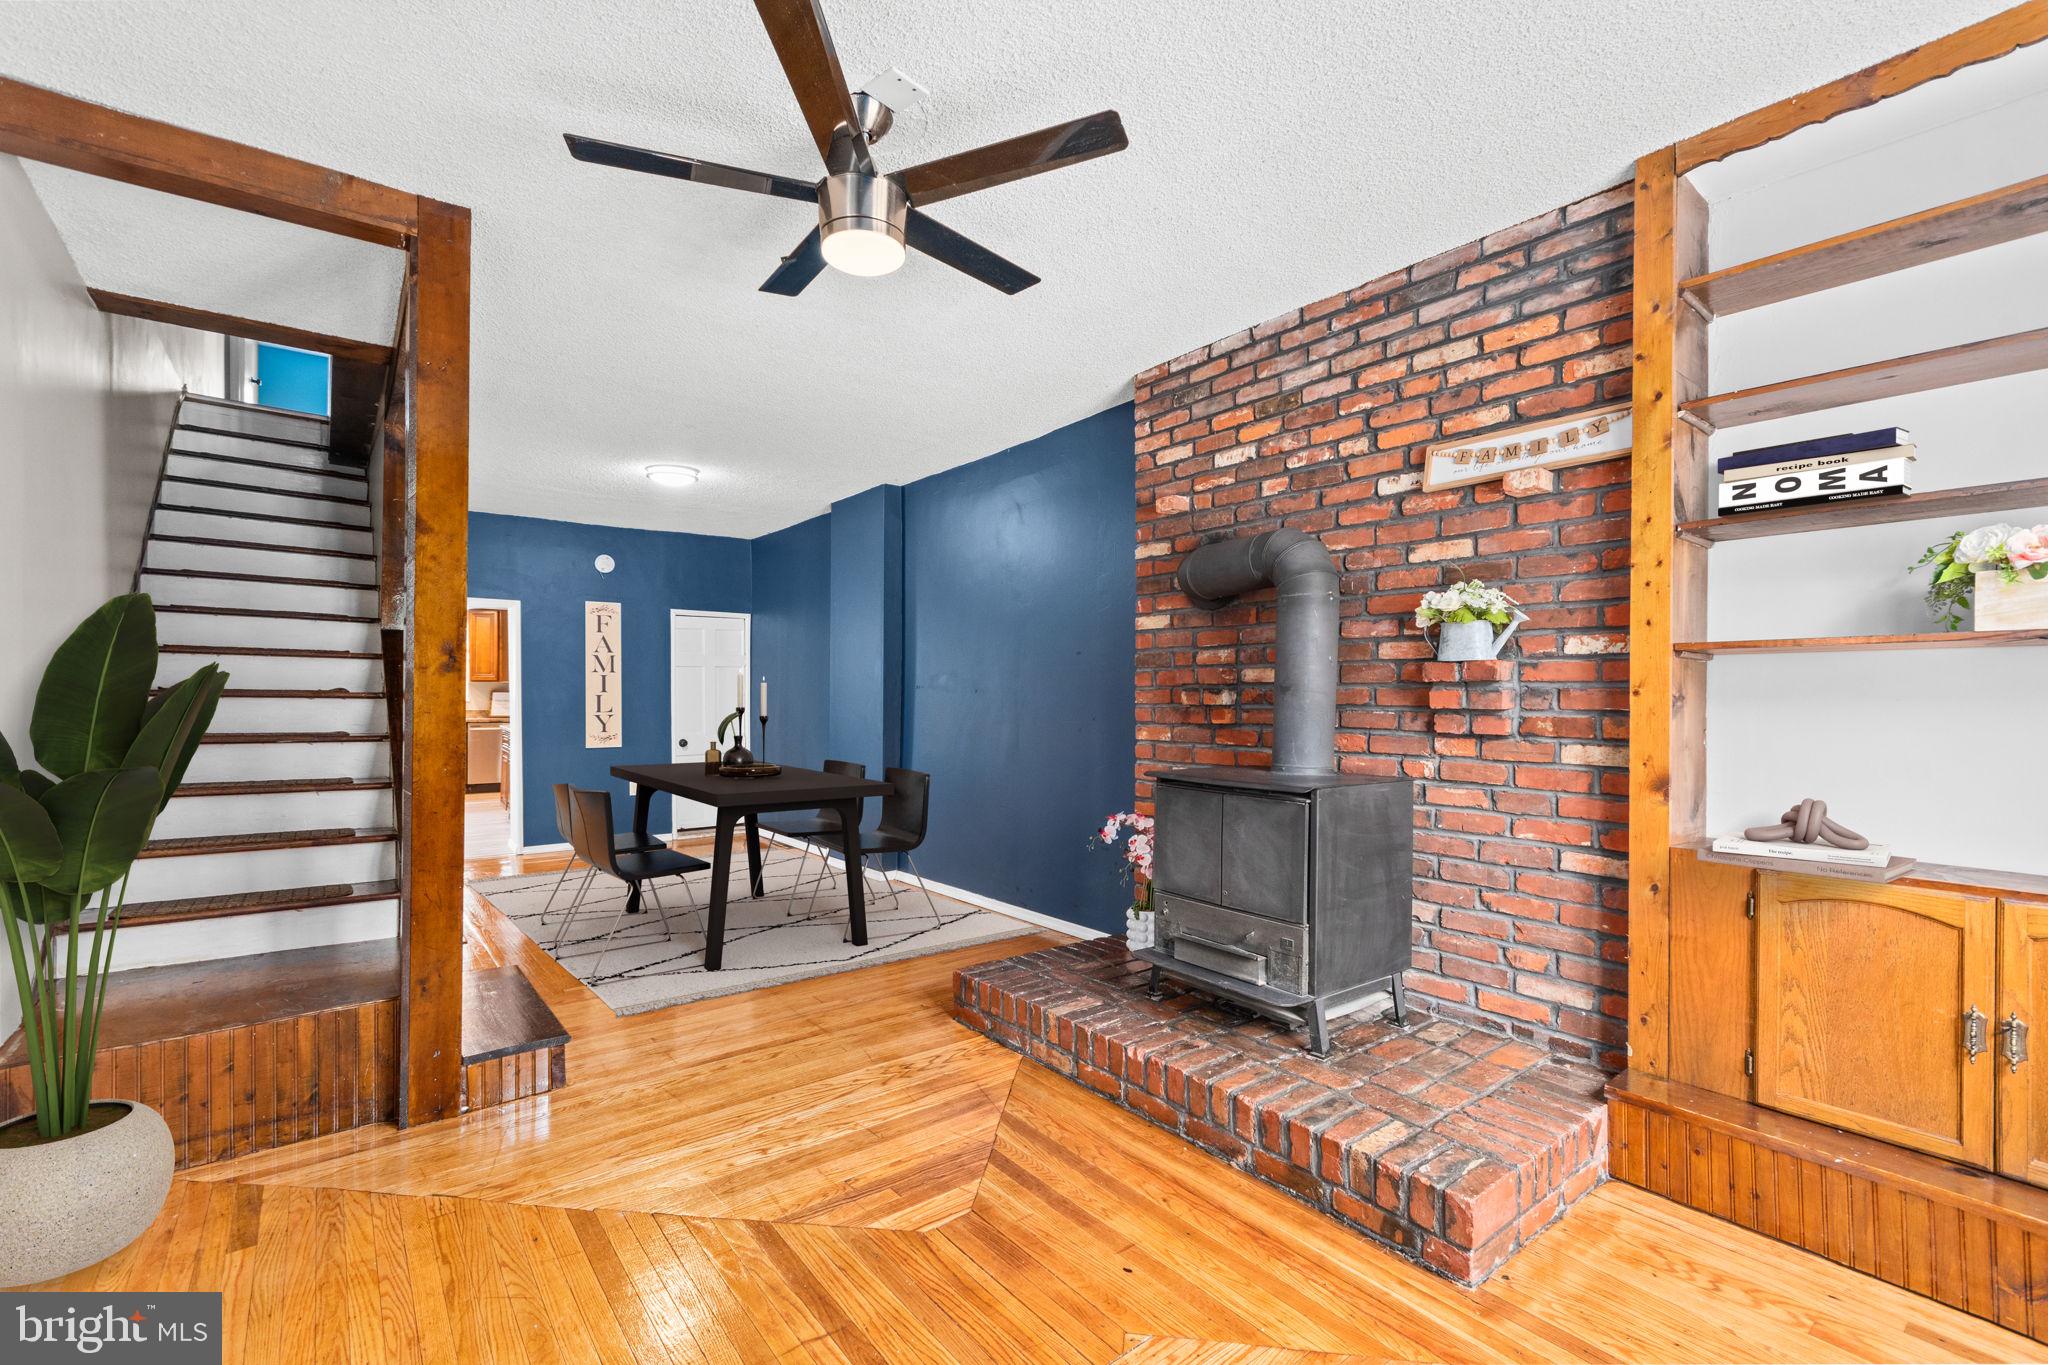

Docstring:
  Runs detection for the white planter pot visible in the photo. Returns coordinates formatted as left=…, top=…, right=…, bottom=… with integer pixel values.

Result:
left=1424, top=609, right=1528, bottom=661
left=0, top=1100, right=174, bottom=1287
left=1976, top=569, right=2048, bottom=630
left=1126, top=908, right=1155, bottom=951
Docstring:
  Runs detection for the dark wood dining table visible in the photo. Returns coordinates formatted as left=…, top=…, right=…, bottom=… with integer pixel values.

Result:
left=609, top=762, right=892, bottom=970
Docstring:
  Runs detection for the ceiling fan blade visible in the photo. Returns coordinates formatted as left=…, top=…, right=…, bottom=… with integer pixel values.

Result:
left=893, top=110, right=1127, bottom=207
left=760, top=228, right=828, bottom=296
left=904, top=211, right=1039, bottom=295
left=752, top=0, right=872, bottom=173
left=564, top=134, right=818, bottom=203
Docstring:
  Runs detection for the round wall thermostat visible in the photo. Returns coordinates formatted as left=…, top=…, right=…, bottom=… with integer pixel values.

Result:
left=594, top=554, right=616, bottom=574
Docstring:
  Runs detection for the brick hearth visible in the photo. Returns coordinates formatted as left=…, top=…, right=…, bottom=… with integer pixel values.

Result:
left=954, top=939, right=1608, bottom=1284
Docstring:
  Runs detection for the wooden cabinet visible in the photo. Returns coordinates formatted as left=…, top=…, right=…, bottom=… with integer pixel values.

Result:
left=467, top=608, right=506, bottom=682
left=497, top=727, right=511, bottom=810
left=1997, top=897, right=2048, bottom=1186
left=1753, top=873, right=1995, bottom=1167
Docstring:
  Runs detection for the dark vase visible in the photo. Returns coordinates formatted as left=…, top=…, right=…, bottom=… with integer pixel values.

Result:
left=722, top=743, right=754, bottom=766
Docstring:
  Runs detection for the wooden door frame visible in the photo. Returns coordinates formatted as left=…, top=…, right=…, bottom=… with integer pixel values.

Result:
left=0, top=75, right=470, bottom=1126
left=467, top=597, right=524, bottom=855
left=667, top=608, right=751, bottom=835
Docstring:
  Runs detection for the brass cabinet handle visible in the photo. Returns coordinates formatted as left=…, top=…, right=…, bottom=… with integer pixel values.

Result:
left=2001, top=1013, right=2030, bottom=1074
left=1964, top=1006, right=1988, bottom=1062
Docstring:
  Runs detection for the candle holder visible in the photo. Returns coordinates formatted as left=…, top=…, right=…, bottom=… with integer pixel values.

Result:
left=757, top=713, right=769, bottom=762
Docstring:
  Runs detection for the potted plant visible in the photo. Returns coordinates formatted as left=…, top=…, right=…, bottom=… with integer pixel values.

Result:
left=1415, top=579, right=1528, bottom=661
left=0, top=594, right=225, bottom=1287
left=1093, top=811, right=1155, bottom=949
left=1911, top=523, right=2048, bottom=631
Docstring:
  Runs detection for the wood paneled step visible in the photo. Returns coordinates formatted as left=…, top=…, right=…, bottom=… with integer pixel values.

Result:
left=165, top=447, right=366, bottom=483
left=165, top=643, right=380, bottom=660
left=176, top=421, right=330, bottom=452
left=140, top=566, right=374, bottom=591
left=161, top=473, right=370, bottom=507
left=199, top=731, right=389, bottom=744
left=154, top=686, right=383, bottom=700
left=462, top=965, right=568, bottom=1065
left=113, top=878, right=400, bottom=928
left=176, top=776, right=392, bottom=798
left=148, top=532, right=373, bottom=562
left=139, top=827, right=396, bottom=859
left=157, top=603, right=376, bottom=625
left=154, top=501, right=372, bottom=535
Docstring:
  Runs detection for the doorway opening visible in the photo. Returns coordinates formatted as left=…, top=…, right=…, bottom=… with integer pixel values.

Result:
left=464, top=597, right=523, bottom=862
left=669, top=609, right=751, bottom=836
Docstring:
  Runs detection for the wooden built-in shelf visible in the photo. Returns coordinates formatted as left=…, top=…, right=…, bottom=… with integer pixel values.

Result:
left=1681, top=326, right=2048, bottom=429
left=1674, top=840, right=2048, bottom=900
left=1682, top=172, right=2048, bottom=316
left=1675, top=629, right=2048, bottom=659
left=1679, top=477, right=2048, bottom=542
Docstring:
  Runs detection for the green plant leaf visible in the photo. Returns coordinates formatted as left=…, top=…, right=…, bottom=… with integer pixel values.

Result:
left=30, top=594, right=158, bottom=779
left=17, top=770, right=53, bottom=800
left=36, top=768, right=162, bottom=898
left=124, top=665, right=225, bottom=809
left=1936, top=561, right=1971, bottom=584
left=0, top=732, right=17, bottom=787
left=0, top=782, right=62, bottom=887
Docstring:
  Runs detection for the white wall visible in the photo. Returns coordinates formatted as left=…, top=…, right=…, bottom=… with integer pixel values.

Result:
left=0, top=152, right=225, bottom=1037
left=1691, top=53, right=2048, bottom=874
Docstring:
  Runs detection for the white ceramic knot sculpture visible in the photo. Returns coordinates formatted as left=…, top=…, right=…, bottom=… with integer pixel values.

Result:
left=1743, top=798, right=1870, bottom=850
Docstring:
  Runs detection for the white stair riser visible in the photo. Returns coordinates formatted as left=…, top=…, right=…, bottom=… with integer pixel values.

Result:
left=185, top=740, right=388, bottom=783
left=180, top=400, right=331, bottom=443
left=207, top=696, right=385, bottom=732
left=145, top=538, right=376, bottom=583
left=138, top=572, right=376, bottom=617
left=157, top=652, right=381, bottom=691
left=158, top=612, right=377, bottom=652
left=105, top=904, right=397, bottom=975
left=165, top=452, right=366, bottom=501
left=172, top=429, right=343, bottom=469
left=152, top=508, right=370, bottom=555
left=153, top=787, right=393, bottom=839
left=127, top=839, right=395, bottom=903
left=160, top=480, right=371, bottom=527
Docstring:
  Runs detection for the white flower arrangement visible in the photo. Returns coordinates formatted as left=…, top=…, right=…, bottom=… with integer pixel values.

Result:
left=1911, top=522, right=2048, bottom=629
left=1414, top=578, right=1519, bottom=632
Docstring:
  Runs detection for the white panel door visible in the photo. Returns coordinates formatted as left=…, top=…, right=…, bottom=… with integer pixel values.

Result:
left=669, top=610, right=749, bottom=831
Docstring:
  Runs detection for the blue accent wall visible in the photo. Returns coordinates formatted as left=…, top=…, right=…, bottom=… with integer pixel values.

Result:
left=254, top=344, right=330, bottom=416
left=751, top=514, right=832, bottom=771
left=901, top=404, right=1136, bottom=932
left=827, top=486, right=904, bottom=783
left=468, top=512, right=751, bottom=845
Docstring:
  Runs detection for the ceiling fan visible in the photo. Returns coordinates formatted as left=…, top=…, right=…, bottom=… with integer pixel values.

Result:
left=564, top=0, right=1128, bottom=296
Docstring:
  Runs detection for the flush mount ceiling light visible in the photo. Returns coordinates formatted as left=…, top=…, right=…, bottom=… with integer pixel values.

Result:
left=644, top=464, right=701, bottom=487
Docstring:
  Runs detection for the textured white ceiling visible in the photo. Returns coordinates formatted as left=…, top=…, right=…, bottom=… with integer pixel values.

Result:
left=0, top=0, right=2014, bottom=537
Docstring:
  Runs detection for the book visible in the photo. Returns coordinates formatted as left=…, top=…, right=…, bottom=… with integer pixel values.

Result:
left=1716, top=426, right=1911, bottom=475
left=1718, top=454, right=1911, bottom=513
left=1718, top=486, right=1909, bottom=516
left=1711, top=834, right=1894, bottom=869
left=1719, top=443, right=1915, bottom=483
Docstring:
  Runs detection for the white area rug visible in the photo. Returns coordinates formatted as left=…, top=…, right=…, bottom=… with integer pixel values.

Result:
left=470, top=846, right=1033, bottom=1016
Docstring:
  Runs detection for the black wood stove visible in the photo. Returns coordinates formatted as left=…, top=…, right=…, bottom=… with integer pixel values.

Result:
left=1135, top=529, right=1414, bottom=1055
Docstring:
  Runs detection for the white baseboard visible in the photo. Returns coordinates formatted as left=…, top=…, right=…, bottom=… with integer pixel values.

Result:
left=760, top=831, right=1104, bottom=941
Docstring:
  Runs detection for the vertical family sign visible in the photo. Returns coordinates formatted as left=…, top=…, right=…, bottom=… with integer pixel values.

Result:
left=585, top=601, right=621, bottom=748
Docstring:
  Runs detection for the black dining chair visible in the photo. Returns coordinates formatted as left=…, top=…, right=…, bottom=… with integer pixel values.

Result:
left=537, top=781, right=665, bottom=925
left=806, top=767, right=940, bottom=928
left=553, top=787, right=712, bottom=970
left=758, top=758, right=865, bottom=911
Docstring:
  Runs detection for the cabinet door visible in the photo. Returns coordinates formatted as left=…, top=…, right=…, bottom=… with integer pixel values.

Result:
left=1997, top=897, right=2048, bottom=1187
left=467, top=609, right=505, bottom=682
left=1754, top=873, right=1995, bottom=1167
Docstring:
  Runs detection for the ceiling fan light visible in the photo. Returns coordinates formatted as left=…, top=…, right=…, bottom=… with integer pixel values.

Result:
left=644, top=463, right=700, bottom=487
left=820, top=222, right=906, bottom=276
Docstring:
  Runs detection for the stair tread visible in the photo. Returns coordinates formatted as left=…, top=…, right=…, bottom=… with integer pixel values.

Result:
left=175, top=777, right=394, bottom=797
left=149, top=532, right=374, bottom=561
left=114, top=879, right=400, bottom=928
left=182, top=393, right=331, bottom=425
left=140, top=566, right=377, bottom=591
left=154, top=687, right=385, bottom=699
left=158, top=603, right=377, bottom=624
left=156, top=502, right=373, bottom=534
left=0, top=939, right=397, bottom=1063
left=463, top=966, right=569, bottom=1065
left=162, top=473, right=371, bottom=507
left=199, top=730, right=389, bottom=743
left=141, top=827, right=396, bottom=857
left=168, top=448, right=366, bottom=483
left=165, top=643, right=380, bottom=659
left=177, top=421, right=331, bottom=453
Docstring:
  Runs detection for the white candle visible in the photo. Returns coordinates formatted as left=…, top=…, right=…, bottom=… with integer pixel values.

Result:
left=735, top=672, right=743, bottom=707
left=759, top=678, right=768, bottom=717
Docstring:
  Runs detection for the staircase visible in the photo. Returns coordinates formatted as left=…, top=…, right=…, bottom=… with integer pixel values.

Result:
left=124, top=392, right=399, bottom=962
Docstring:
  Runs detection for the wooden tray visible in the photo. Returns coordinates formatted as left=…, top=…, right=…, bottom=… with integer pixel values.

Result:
left=717, top=762, right=782, bottom=779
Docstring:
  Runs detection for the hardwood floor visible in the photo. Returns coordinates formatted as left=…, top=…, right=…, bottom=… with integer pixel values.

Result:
left=25, top=844, right=2047, bottom=1362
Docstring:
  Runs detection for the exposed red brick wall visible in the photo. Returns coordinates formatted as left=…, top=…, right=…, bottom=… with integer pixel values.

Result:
left=1132, top=184, right=1634, bottom=1069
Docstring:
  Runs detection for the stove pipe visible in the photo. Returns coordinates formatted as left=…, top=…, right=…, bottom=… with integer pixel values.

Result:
left=1176, top=528, right=1339, bottom=774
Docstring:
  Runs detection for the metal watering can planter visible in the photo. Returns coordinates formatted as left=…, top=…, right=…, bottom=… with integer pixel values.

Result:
left=1424, top=609, right=1528, bottom=662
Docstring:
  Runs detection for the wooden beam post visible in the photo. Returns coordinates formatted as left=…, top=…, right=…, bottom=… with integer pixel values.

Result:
left=397, top=199, right=471, bottom=1126
left=87, top=289, right=394, bottom=366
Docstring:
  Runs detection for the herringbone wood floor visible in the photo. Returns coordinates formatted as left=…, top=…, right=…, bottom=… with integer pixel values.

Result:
left=27, top=845, right=2046, bottom=1363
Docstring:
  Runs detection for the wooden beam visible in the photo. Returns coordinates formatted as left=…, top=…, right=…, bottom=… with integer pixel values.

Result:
left=1676, top=1, right=2048, bottom=173
left=0, top=76, right=418, bottom=246
left=397, top=199, right=470, bottom=1127
left=88, top=289, right=394, bottom=366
